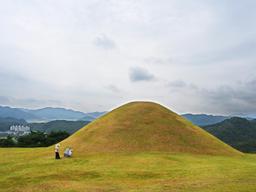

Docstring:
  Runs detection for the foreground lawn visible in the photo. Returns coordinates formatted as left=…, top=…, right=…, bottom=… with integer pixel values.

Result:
left=0, top=148, right=256, bottom=192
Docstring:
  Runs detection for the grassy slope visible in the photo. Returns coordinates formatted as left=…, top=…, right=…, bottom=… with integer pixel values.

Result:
left=62, top=102, right=240, bottom=155
left=0, top=148, right=256, bottom=192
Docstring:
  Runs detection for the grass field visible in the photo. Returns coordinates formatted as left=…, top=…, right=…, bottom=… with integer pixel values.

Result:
left=1, top=102, right=254, bottom=191
left=1, top=148, right=256, bottom=192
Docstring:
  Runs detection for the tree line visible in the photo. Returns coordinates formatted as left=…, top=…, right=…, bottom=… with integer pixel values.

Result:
left=0, top=131, right=70, bottom=147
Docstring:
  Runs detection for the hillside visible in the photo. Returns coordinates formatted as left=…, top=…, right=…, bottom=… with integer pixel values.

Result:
left=29, top=120, right=90, bottom=134
left=203, top=117, right=256, bottom=152
left=62, top=102, right=240, bottom=155
left=182, top=113, right=230, bottom=126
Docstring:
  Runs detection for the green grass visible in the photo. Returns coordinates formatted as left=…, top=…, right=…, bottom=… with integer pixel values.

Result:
left=0, top=148, right=256, bottom=192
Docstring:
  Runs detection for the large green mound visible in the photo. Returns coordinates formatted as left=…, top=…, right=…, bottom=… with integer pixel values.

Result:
left=62, top=102, right=241, bottom=155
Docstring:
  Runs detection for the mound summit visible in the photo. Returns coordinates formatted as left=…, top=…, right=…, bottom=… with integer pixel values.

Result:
left=62, top=102, right=241, bottom=155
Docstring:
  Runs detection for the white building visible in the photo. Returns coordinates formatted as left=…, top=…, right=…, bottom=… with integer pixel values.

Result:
left=9, top=125, right=31, bottom=136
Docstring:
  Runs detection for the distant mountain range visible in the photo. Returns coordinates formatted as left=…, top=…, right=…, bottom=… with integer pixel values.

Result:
left=0, top=106, right=39, bottom=121
left=0, top=106, right=106, bottom=122
left=203, top=117, right=256, bottom=153
left=1, top=105, right=252, bottom=128
left=182, top=114, right=231, bottom=126
left=23, top=107, right=86, bottom=121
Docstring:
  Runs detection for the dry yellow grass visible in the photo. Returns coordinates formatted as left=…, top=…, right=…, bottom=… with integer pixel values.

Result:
left=61, top=101, right=241, bottom=155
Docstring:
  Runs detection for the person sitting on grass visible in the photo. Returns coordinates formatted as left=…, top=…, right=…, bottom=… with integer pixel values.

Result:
left=55, top=143, right=61, bottom=159
left=64, top=147, right=73, bottom=157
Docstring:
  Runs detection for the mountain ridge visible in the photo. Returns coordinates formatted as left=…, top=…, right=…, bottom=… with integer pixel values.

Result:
left=182, top=113, right=231, bottom=126
left=0, top=106, right=104, bottom=122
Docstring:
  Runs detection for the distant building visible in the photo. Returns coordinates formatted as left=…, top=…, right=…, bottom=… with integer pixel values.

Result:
left=9, top=125, right=31, bottom=136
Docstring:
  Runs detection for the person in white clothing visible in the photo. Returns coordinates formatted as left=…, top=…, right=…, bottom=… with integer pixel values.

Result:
left=68, top=148, right=73, bottom=157
left=55, top=143, right=61, bottom=159
left=64, top=147, right=73, bottom=157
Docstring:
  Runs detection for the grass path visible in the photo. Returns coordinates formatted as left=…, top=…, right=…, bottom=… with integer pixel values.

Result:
left=0, top=148, right=256, bottom=192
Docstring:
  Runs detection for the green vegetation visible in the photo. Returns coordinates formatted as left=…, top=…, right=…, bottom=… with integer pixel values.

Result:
left=0, top=148, right=256, bottom=192
left=203, top=117, right=256, bottom=153
left=0, top=135, right=16, bottom=147
left=0, top=131, right=70, bottom=147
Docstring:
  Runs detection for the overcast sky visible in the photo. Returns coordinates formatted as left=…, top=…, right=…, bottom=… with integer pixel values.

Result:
left=0, top=0, right=256, bottom=116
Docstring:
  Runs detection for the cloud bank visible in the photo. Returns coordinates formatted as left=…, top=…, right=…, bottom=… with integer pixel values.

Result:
left=0, top=0, right=256, bottom=116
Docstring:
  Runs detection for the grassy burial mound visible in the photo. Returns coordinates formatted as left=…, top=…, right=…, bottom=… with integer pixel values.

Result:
left=61, top=102, right=241, bottom=155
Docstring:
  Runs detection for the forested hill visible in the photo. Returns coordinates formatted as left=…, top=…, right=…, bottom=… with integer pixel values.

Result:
left=203, top=117, right=256, bottom=152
